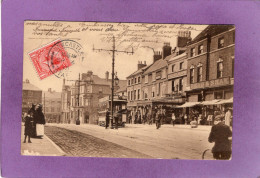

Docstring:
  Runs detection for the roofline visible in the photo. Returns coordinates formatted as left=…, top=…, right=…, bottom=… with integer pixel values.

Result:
left=188, top=26, right=235, bottom=46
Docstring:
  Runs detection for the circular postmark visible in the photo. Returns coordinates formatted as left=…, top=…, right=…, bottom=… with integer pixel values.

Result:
left=47, top=39, right=84, bottom=81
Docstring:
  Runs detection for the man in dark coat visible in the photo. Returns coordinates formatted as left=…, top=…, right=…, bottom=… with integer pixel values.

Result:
left=105, top=109, right=110, bottom=129
left=208, top=116, right=232, bottom=160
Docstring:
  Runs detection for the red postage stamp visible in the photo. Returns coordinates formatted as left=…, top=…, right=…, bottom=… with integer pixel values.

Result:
left=29, top=39, right=72, bottom=80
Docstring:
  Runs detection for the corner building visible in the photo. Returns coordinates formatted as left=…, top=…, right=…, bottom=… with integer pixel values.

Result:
left=186, top=25, right=235, bottom=102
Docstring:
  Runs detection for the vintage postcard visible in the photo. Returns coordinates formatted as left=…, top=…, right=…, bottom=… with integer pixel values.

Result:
left=21, top=21, right=234, bottom=160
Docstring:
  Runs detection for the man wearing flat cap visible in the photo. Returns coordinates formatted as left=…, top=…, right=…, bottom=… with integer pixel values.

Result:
left=208, top=115, right=232, bottom=160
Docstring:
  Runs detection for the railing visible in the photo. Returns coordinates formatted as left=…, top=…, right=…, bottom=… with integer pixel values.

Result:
left=190, top=77, right=233, bottom=90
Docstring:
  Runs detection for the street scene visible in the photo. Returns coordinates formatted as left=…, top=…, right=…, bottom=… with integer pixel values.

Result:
left=21, top=21, right=234, bottom=160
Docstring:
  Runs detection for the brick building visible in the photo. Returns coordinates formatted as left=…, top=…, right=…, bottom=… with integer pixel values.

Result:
left=186, top=25, right=235, bottom=103
left=42, top=88, right=62, bottom=123
left=70, top=71, right=126, bottom=124
left=22, top=79, right=42, bottom=117
left=126, top=32, right=191, bottom=123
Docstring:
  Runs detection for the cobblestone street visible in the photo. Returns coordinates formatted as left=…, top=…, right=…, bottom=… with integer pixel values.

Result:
left=45, top=124, right=215, bottom=159
left=45, top=126, right=152, bottom=158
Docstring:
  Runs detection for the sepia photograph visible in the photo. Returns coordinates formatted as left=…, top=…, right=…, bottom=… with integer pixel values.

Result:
left=21, top=21, right=235, bottom=160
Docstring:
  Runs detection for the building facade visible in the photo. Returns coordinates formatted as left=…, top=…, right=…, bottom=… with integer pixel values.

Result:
left=42, top=88, right=62, bottom=123
left=126, top=32, right=191, bottom=123
left=22, top=79, right=42, bottom=117
left=69, top=71, right=126, bottom=124
left=186, top=25, right=235, bottom=103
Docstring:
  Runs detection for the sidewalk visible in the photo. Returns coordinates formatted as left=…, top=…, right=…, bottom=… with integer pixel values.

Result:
left=21, top=125, right=65, bottom=156
left=124, top=123, right=212, bottom=132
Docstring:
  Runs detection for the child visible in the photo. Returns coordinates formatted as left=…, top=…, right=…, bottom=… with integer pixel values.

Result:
left=23, top=113, right=33, bottom=143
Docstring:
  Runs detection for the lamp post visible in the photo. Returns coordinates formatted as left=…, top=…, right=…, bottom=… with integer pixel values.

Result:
left=93, top=36, right=134, bottom=129
left=76, top=73, right=81, bottom=125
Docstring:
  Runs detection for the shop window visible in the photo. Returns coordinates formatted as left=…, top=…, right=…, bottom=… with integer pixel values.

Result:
left=215, top=91, right=223, bottom=99
left=218, top=37, right=224, bottom=48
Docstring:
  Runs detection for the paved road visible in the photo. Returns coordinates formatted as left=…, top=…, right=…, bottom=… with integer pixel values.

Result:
left=45, top=126, right=151, bottom=158
left=45, top=124, right=215, bottom=159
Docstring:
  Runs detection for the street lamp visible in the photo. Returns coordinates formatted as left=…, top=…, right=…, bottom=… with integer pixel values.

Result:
left=114, top=73, right=119, bottom=86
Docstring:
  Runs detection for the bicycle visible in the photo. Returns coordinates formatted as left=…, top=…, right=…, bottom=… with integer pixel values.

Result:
left=202, top=137, right=232, bottom=160
left=202, top=149, right=215, bottom=160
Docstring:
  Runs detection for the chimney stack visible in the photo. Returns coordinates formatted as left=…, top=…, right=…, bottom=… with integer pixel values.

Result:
left=87, top=70, right=93, bottom=76
left=48, top=88, right=52, bottom=92
left=137, top=61, right=147, bottom=70
left=153, top=51, right=162, bottom=63
left=162, top=42, right=172, bottom=59
left=176, top=30, right=192, bottom=48
left=105, top=71, right=109, bottom=81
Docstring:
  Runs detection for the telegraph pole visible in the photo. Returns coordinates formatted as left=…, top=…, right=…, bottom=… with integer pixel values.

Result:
left=76, top=73, right=81, bottom=125
left=44, top=93, right=45, bottom=115
left=93, top=36, right=134, bottom=129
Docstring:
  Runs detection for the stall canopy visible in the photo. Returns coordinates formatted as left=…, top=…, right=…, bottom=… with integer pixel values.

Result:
left=217, top=97, right=233, bottom=104
left=200, top=99, right=220, bottom=105
left=176, top=102, right=201, bottom=108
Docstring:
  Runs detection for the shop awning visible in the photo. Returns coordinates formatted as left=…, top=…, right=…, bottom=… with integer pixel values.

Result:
left=176, top=102, right=201, bottom=108
left=217, top=97, right=233, bottom=104
left=200, top=99, right=221, bottom=105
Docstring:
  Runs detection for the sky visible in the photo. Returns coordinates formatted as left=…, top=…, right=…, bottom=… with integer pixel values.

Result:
left=23, top=21, right=207, bottom=92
